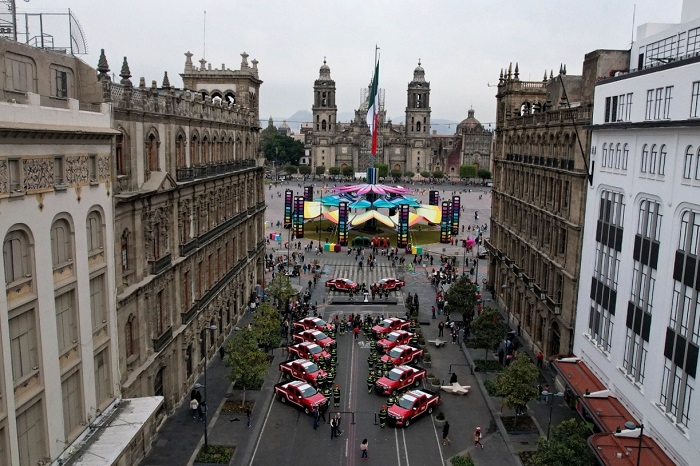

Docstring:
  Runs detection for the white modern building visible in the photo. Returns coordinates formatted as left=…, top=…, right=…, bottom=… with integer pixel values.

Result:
left=570, top=2, right=700, bottom=465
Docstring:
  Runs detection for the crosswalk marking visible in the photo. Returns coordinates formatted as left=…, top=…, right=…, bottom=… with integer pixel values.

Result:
left=317, top=258, right=406, bottom=304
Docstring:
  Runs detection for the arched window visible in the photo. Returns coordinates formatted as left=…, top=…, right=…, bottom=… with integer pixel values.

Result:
left=641, top=144, right=649, bottom=173
left=115, top=131, right=129, bottom=176
left=416, top=121, right=422, bottom=132
left=649, top=145, right=658, bottom=174
left=696, top=147, right=700, bottom=180
left=202, top=136, right=210, bottom=164
left=121, top=229, right=130, bottom=272
left=622, top=144, right=629, bottom=170
left=176, top=133, right=186, bottom=168
left=3, top=229, right=32, bottom=284
left=321, top=120, right=327, bottom=130
left=125, top=314, right=136, bottom=358
left=659, top=145, right=667, bottom=175
left=147, top=132, right=158, bottom=172
left=86, top=211, right=104, bottom=255
left=683, top=145, right=693, bottom=179
left=601, top=143, right=607, bottom=167
left=51, top=218, right=73, bottom=267
left=615, top=143, right=621, bottom=169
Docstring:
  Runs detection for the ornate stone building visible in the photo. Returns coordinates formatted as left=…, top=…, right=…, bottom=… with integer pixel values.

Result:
left=101, top=51, right=265, bottom=414
left=486, top=51, right=628, bottom=357
left=309, top=59, right=491, bottom=176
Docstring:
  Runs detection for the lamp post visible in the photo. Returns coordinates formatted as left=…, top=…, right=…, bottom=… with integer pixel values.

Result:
left=202, top=324, right=218, bottom=450
left=623, top=421, right=644, bottom=466
left=541, top=390, right=564, bottom=439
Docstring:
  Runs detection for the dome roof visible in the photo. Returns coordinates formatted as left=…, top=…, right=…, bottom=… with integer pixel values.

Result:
left=412, top=60, right=426, bottom=83
left=458, top=109, right=482, bottom=130
left=318, top=58, right=332, bottom=81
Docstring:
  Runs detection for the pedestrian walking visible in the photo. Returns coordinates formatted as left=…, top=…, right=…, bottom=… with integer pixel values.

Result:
left=190, top=398, right=199, bottom=419
left=360, top=438, right=369, bottom=459
left=536, top=351, right=544, bottom=368
left=199, top=401, right=207, bottom=422
left=246, top=407, right=252, bottom=427
left=330, top=416, right=337, bottom=439
left=334, top=413, right=343, bottom=436
left=432, top=306, right=436, bottom=319
left=438, top=320, right=445, bottom=337
left=313, top=406, right=320, bottom=430
left=333, top=384, right=341, bottom=408
left=354, top=326, right=360, bottom=340
left=442, top=421, right=452, bottom=445
left=474, top=426, right=484, bottom=448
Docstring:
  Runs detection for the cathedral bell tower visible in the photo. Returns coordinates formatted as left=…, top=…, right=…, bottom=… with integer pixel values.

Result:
left=312, top=58, right=337, bottom=133
left=405, top=60, right=431, bottom=174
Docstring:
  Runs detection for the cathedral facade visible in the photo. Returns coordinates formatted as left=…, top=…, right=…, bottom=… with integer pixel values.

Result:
left=309, top=60, right=492, bottom=177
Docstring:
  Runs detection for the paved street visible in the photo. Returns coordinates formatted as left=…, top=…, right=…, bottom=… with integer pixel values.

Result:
left=141, top=180, right=575, bottom=466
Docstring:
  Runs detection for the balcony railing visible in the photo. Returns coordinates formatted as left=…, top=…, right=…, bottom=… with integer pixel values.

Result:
left=149, top=253, right=172, bottom=275
left=152, top=326, right=173, bottom=353
left=181, top=302, right=199, bottom=325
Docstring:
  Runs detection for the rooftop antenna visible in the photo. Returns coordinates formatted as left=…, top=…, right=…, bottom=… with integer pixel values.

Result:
left=203, top=10, right=206, bottom=60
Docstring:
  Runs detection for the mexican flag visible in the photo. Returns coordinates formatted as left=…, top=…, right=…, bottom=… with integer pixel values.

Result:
left=366, top=60, right=380, bottom=155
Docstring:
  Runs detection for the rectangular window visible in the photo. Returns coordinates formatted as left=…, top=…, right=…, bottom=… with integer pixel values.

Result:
left=617, top=94, right=625, bottom=121
left=558, top=228, right=567, bottom=255
left=8, top=158, right=21, bottom=192
left=645, top=90, right=654, bottom=120
left=54, top=69, right=68, bottom=98
left=663, top=86, right=673, bottom=119
left=55, top=291, right=78, bottom=355
left=54, top=156, right=65, bottom=185
left=94, top=349, right=111, bottom=407
left=17, top=400, right=47, bottom=466
left=90, top=275, right=106, bottom=331
left=88, top=154, right=97, bottom=181
left=604, top=97, right=611, bottom=123
left=611, top=95, right=618, bottom=122
left=625, top=93, right=633, bottom=120
left=5, top=56, right=32, bottom=92
left=10, top=310, right=38, bottom=383
left=61, top=371, right=83, bottom=439
left=654, top=88, right=663, bottom=119
left=691, top=81, right=700, bottom=118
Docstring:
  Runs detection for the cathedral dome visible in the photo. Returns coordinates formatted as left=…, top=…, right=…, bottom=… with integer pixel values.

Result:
left=318, top=59, right=332, bottom=81
left=458, top=109, right=482, bottom=130
left=412, top=60, right=426, bottom=83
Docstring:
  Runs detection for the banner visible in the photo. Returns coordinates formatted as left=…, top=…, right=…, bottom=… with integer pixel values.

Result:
left=452, top=196, right=460, bottom=235
left=398, top=204, right=409, bottom=248
left=294, top=196, right=305, bottom=238
left=338, top=201, right=349, bottom=246
left=304, top=186, right=314, bottom=201
left=284, top=190, right=293, bottom=228
left=440, top=201, right=452, bottom=243
left=429, top=190, right=439, bottom=206
left=367, top=167, right=378, bottom=185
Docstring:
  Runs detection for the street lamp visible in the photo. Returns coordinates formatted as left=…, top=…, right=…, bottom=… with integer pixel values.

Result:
left=541, top=390, right=564, bottom=439
left=618, top=421, right=644, bottom=466
left=202, top=324, right=218, bottom=450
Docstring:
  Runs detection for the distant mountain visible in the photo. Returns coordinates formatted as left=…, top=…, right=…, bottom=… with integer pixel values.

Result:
left=261, top=112, right=458, bottom=135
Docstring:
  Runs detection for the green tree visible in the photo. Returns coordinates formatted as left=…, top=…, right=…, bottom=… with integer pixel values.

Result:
left=253, top=302, right=282, bottom=353
left=341, top=166, right=354, bottom=178
left=470, top=306, right=506, bottom=361
left=496, top=352, right=539, bottom=427
left=266, top=274, right=297, bottom=308
left=445, top=276, right=478, bottom=323
left=284, top=164, right=298, bottom=174
left=225, top=329, right=269, bottom=407
left=315, top=166, right=326, bottom=176
left=478, top=169, right=492, bottom=180
left=460, top=164, right=477, bottom=179
left=404, top=171, right=415, bottom=178
left=432, top=170, right=444, bottom=179
left=298, top=165, right=312, bottom=175
left=420, top=170, right=431, bottom=179
left=390, top=169, right=402, bottom=180
left=525, top=419, right=593, bottom=466
left=328, top=166, right=341, bottom=176
left=262, top=131, right=304, bottom=166
left=374, top=163, right=389, bottom=178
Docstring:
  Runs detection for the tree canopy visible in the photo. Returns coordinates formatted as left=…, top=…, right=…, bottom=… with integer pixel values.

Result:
left=252, top=302, right=283, bottom=352
left=374, top=163, right=389, bottom=178
left=432, top=171, right=444, bottom=179
left=328, top=166, right=341, bottom=176
left=284, top=164, right=298, bottom=174
left=445, top=275, right=478, bottom=323
left=478, top=168, right=492, bottom=180
left=470, top=306, right=506, bottom=360
left=266, top=274, right=297, bottom=307
left=261, top=126, right=304, bottom=166
left=315, top=166, right=326, bottom=175
left=496, top=352, right=539, bottom=421
left=225, top=329, right=269, bottom=405
left=404, top=171, right=415, bottom=178
left=298, top=165, right=312, bottom=175
left=420, top=170, right=431, bottom=179
left=460, top=164, right=477, bottom=179
left=390, top=169, right=402, bottom=180
left=341, top=166, right=354, bottom=177
left=525, top=419, right=593, bottom=466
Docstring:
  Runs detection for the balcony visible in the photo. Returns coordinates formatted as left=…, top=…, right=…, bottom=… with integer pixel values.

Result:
left=152, top=326, right=173, bottom=353
left=149, top=253, right=172, bottom=275
left=180, top=238, right=199, bottom=256
left=177, top=167, right=194, bottom=182
left=181, top=301, right=199, bottom=325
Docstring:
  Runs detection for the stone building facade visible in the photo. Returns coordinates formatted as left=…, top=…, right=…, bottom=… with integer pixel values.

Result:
left=0, top=38, right=125, bottom=465
left=309, top=60, right=491, bottom=177
left=101, top=51, right=265, bottom=414
left=486, top=51, right=629, bottom=357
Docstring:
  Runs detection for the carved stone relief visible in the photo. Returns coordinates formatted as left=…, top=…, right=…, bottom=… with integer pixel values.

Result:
left=23, top=157, right=52, bottom=190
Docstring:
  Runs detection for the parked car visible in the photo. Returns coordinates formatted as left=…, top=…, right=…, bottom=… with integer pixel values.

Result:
left=376, top=330, right=413, bottom=353
left=372, top=317, right=410, bottom=338
left=380, top=344, right=424, bottom=366
left=292, top=329, right=336, bottom=350
left=387, top=389, right=440, bottom=427
left=287, top=342, right=331, bottom=362
left=293, top=317, right=333, bottom=333
left=274, top=380, right=329, bottom=415
left=373, top=278, right=405, bottom=291
left=325, top=278, right=359, bottom=292
left=279, top=358, right=327, bottom=387
left=375, top=365, right=427, bottom=396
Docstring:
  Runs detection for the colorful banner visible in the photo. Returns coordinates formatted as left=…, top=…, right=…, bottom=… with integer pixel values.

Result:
left=284, top=189, right=293, bottom=228
left=367, top=167, right=378, bottom=184
left=294, top=196, right=305, bottom=238
left=429, top=190, right=439, bottom=206
left=398, top=204, right=409, bottom=248
left=440, top=201, right=452, bottom=243
left=452, top=196, right=460, bottom=235
left=304, top=186, right=314, bottom=201
left=338, top=201, right=349, bottom=246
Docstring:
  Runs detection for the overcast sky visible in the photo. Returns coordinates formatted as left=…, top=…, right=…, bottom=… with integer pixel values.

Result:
left=16, top=0, right=684, bottom=129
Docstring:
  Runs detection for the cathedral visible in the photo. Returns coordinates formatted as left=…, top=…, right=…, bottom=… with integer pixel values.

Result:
left=309, top=60, right=492, bottom=178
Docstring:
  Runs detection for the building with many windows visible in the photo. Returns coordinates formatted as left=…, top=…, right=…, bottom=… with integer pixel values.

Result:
left=0, top=38, right=159, bottom=466
left=104, top=50, right=266, bottom=415
left=487, top=50, right=629, bottom=359
left=309, top=60, right=491, bottom=177
left=570, top=3, right=700, bottom=464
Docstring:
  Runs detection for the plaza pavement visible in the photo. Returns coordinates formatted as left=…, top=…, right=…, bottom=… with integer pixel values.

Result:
left=140, top=181, right=576, bottom=466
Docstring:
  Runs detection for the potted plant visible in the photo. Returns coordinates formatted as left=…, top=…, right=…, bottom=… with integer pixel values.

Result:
left=428, top=374, right=441, bottom=389
left=434, top=411, right=446, bottom=427
left=423, top=351, right=432, bottom=368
